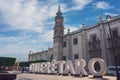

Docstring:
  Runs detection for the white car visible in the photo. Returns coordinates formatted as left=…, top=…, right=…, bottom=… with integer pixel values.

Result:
left=108, top=66, right=120, bottom=76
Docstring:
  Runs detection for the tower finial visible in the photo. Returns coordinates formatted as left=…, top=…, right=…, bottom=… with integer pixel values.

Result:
left=99, top=16, right=103, bottom=23
left=67, top=28, right=70, bottom=34
left=58, top=4, right=61, bottom=12
left=82, top=22, right=86, bottom=27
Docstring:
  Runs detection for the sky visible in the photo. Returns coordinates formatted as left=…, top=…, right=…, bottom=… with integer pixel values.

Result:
left=0, top=0, right=120, bottom=61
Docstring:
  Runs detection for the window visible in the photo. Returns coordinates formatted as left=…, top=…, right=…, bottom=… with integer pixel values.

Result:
left=63, top=41, right=66, bottom=47
left=74, top=54, right=79, bottom=59
left=91, top=34, right=97, bottom=42
left=73, top=38, right=78, bottom=45
left=61, top=30, right=63, bottom=33
left=55, top=30, right=57, bottom=35
left=62, top=56, right=66, bottom=60
left=112, top=29, right=118, bottom=38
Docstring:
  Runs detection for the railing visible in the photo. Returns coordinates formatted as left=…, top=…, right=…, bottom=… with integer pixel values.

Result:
left=88, top=40, right=102, bottom=58
left=88, top=40, right=101, bottom=51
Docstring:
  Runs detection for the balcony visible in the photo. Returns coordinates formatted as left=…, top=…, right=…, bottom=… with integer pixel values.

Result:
left=88, top=40, right=102, bottom=58
left=88, top=40, right=101, bottom=51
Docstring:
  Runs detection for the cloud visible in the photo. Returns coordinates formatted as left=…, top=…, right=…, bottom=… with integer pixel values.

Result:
left=0, top=32, right=51, bottom=61
left=0, top=30, right=53, bottom=58
left=64, top=0, right=92, bottom=12
left=38, top=30, right=53, bottom=43
left=0, top=0, right=93, bottom=33
left=0, top=42, right=33, bottom=61
left=0, top=0, right=93, bottom=61
left=0, top=0, right=59, bottom=32
left=94, top=1, right=110, bottom=9
left=0, top=37, right=31, bottom=56
left=0, top=33, right=30, bottom=43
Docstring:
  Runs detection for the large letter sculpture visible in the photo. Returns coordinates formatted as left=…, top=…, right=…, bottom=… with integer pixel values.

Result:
left=88, top=58, right=107, bottom=77
left=64, top=60, right=75, bottom=75
left=75, top=59, right=88, bottom=76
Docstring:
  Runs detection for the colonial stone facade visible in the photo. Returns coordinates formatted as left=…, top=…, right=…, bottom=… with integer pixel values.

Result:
left=28, top=6, right=120, bottom=66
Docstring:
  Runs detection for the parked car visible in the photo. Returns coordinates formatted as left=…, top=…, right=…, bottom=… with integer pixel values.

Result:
left=108, top=66, right=120, bottom=76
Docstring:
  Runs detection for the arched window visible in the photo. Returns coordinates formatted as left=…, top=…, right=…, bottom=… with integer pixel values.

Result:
left=55, top=30, right=57, bottom=34
left=61, top=30, right=62, bottom=33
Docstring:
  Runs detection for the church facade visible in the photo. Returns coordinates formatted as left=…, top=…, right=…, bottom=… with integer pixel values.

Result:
left=28, top=6, right=120, bottom=66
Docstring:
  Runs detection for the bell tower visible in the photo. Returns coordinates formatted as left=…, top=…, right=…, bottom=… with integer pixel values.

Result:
left=53, top=5, right=64, bottom=60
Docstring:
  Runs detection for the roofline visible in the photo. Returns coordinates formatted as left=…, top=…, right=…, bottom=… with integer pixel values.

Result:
left=64, top=15, right=120, bottom=36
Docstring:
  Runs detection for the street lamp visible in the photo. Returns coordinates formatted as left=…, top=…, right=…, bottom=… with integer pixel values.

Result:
left=106, top=15, right=120, bottom=80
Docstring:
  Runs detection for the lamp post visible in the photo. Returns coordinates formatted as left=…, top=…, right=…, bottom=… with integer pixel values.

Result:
left=106, top=15, right=120, bottom=80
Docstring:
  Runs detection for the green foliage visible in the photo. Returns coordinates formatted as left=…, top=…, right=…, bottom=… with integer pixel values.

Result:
left=0, top=57, right=16, bottom=66
left=19, top=60, right=47, bottom=67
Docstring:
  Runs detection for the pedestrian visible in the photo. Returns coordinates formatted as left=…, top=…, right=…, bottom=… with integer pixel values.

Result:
left=21, top=67, right=24, bottom=73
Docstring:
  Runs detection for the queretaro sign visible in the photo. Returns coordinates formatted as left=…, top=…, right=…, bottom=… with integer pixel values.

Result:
left=29, top=58, right=107, bottom=77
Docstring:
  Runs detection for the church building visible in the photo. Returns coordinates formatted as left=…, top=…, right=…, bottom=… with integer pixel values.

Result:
left=28, top=5, right=120, bottom=66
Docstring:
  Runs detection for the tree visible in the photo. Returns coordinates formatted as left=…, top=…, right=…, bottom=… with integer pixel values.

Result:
left=0, top=57, right=16, bottom=70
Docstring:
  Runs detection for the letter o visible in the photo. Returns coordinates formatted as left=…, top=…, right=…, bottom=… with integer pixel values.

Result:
left=88, top=58, right=107, bottom=76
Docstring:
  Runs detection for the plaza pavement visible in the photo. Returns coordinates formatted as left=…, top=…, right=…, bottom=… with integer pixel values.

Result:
left=16, top=73, right=116, bottom=80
